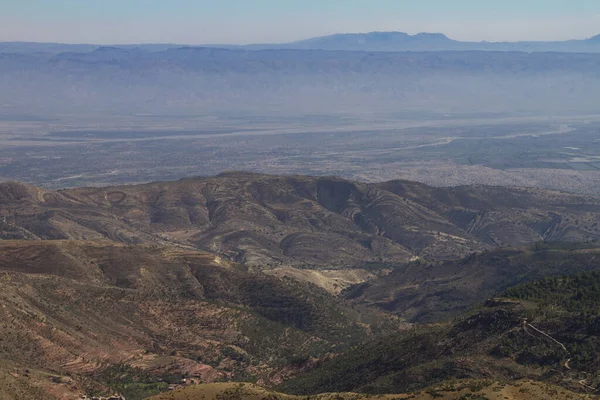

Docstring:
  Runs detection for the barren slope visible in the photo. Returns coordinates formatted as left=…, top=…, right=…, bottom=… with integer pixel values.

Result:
left=0, top=240, right=390, bottom=398
left=2, top=173, right=600, bottom=268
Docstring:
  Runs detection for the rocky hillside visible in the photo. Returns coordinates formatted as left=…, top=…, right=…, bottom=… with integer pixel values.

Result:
left=0, top=240, right=392, bottom=399
left=345, top=242, right=600, bottom=322
left=3, top=173, right=600, bottom=398
left=281, top=286, right=600, bottom=396
left=3, top=173, right=600, bottom=268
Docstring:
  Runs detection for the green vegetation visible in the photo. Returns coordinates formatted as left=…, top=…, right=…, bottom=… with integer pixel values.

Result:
left=505, top=270, right=600, bottom=315
left=278, top=325, right=454, bottom=395
left=501, top=271, right=600, bottom=372
left=194, top=264, right=380, bottom=348
left=531, top=241, right=600, bottom=251
left=6, top=173, right=600, bottom=399
left=281, top=269, right=600, bottom=396
left=87, top=364, right=174, bottom=400
left=349, top=243, right=600, bottom=323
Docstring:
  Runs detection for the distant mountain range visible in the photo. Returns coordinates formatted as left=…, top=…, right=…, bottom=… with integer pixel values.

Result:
left=276, top=31, right=600, bottom=52
left=3, top=44, right=600, bottom=117
left=3, top=31, right=600, bottom=54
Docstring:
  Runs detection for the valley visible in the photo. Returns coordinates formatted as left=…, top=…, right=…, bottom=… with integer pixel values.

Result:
left=2, top=174, right=600, bottom=399
left=4, top=116, right=600, bottom=197
left=0, top=240, right=396, bottom=399
left=4, top=6, right=600, bottom=398
left=3, top=46, right=600, bottom=196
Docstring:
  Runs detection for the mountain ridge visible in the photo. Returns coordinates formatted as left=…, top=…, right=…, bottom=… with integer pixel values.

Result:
left=4, top=45, right=600, bottom=117
left=4, top=173, right=600, bottom=268
left=3, top=173, right=600, bottom=398
left=345, top=242, right=600, bottom=322
left=4, top=31, right=600, bottom=54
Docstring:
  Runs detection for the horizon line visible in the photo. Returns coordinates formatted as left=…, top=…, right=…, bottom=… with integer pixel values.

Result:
left=1, top=30, right=599, bottom=47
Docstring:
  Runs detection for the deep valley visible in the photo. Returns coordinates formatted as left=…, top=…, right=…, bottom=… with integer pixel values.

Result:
left=2, top=174, right=600, bottom=399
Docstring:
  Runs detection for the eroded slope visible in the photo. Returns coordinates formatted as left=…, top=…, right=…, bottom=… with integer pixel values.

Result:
left=0, top=240, right=391, bottom=398
left=2, top=173, right=600, bottom=268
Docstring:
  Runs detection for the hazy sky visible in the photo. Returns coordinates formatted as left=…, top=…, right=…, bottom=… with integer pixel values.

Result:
left=2, top=0, right=600, bottom=44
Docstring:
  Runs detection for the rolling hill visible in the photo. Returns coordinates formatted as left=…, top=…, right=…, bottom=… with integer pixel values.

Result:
left=3, top=173, right=600, bottom=398
left=3, top=173, right=600, bottom=270
left=0, top=240, right=393, bottom=399
left=281, top=277, right=600, bottom=396
left=345, top=242, right=600, bottom=322
left=5, top=240, right=600, bottom=398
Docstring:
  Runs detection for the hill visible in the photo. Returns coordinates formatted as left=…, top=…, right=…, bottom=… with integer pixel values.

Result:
left=345, top=242, right=600, bottom=322
left=282, top=31, right=600, bottom=52
left=285, top=31, right=458, bottom=51
left=1, top=174, right=600, bottom=397
left=5, top=240, right=600, bottom=398
left=3, top=174, right=600, bottom=271
left=280, top=286, right=600, bottom=396
left=0, top=240, right=392, bottom=399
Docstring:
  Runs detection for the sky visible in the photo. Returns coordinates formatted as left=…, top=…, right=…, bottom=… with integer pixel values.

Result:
left=1, top=0, right=600, bottom=44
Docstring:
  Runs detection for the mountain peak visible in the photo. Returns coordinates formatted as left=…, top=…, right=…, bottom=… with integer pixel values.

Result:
left=93, top=46, right=124, bottom=52
left=290, top=31, right=456, bottom=50
left=413, top=32, right=450, bottom=39
left=307, top=31, right=452, bottom=42
left=362, top=31, right=410, bottom=38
